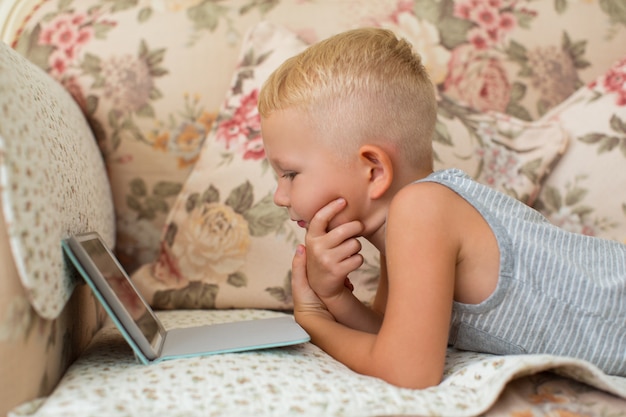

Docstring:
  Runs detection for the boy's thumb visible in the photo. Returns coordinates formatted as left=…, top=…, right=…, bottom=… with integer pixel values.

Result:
left=291, top=244, right=307, bottom=284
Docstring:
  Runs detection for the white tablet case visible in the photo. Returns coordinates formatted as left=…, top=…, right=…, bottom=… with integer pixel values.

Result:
left=62, top=232, right=309, bottom=364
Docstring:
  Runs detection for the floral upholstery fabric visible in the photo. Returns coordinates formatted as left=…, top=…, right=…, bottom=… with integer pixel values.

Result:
left=129, top=22, right=383, bottom=309
left=9, top=309, right=626, bottom=417
left=0, top=41, right=115, bottom=319
left=534, top=56, right=626, bottom=242
left=131, top=21, right=568, bottom=311
left=3, top=0, right=625, bottom=275
left=432, top=101, right=568, bottom=204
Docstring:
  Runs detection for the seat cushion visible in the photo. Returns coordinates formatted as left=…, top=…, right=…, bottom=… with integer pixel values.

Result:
left=10, top=309, right=626, bottom=417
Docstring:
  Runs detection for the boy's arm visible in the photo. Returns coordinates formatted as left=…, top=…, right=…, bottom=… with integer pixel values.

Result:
left=317, top=283, right=383, bottom=333
left=292, top=184, right=458, bottom=389
left=317, top=254, right=388, bottom=333
left=371, top=255, right=388, bottom=315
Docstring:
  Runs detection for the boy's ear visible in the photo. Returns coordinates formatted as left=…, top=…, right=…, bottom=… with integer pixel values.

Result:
left=359, top=145, right=393, bottom=200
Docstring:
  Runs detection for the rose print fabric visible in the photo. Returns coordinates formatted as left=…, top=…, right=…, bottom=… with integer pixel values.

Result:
left=129, top=21, right=568, bottom=311
left=6, top=0, right=625, bottom=275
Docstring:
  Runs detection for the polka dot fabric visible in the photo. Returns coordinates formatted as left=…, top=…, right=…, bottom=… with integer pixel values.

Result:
left=0, top=42, right=115, bottom=319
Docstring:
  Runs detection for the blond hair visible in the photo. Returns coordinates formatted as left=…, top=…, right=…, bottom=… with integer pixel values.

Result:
left=258, top=27, right=437, bottom=169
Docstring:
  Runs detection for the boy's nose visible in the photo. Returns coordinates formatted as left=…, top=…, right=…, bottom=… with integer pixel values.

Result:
left=273, top=185, right=289, bottom=208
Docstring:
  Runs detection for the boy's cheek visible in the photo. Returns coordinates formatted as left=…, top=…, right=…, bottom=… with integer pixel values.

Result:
left=326, top=213, right=353, bottom=233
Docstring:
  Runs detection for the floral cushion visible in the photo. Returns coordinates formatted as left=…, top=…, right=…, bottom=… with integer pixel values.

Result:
left=0, top=41, right=115, bottom=319
left=130, top=21, right=568, bottom=311
left=10, top=309, right=626, bottom=417
left=534, top=55, right=626, bottom=243
left=129, top=22, right=363, bottom=310
left=433, top=96, right=567, bottom=204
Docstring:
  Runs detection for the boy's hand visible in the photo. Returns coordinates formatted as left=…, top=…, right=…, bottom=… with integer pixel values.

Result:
left=304, top=198, right=364, bottom=301
left=291, top=245, right=334, bottom=323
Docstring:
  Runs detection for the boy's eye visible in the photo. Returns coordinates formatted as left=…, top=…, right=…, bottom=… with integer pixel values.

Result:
left=282, top=171, right=297, bottom=180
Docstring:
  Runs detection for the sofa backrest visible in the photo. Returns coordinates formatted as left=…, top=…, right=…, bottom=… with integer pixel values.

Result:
left=3, top=0, right=625, bottom=275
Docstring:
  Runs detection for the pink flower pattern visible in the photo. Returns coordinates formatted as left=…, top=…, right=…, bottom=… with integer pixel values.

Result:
left=216, top=89, right=264, bottom=160
left=453, top=0, right=518, bottom=50
left=440, top=0, right=525, bottom=112
left=589, top=56, right=626, bottom=106
left=474, top=122, right=524, bottom=192
left=444, top=45, right=511, bottom=112
left=38, top=11, right=103, bottom=76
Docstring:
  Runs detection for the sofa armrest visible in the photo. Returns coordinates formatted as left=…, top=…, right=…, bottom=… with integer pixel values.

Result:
left=0, top=210, right=106, bottom=417
left=0, top=6, right=116, bottom=414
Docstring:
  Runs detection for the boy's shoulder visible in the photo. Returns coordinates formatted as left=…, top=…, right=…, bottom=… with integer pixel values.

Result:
left=395, top=168, right=472, bottom=202
left=390, top=174, right=469, bottom=223
left=388, top=168, right=496, bottom=241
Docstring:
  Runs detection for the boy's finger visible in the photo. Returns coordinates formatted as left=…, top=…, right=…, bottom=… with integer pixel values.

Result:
left=308, top=198, right=347, bottom=237
left=291, top=244, right=307, bottom=285
left=291, top=244, right=315, bottom=301
left=291, top=245, right=322, bottom=307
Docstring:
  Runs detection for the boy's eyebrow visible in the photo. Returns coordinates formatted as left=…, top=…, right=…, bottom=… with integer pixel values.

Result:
left=266, top=157, right=284, bottom=172
left=267, top=156, right=288, bottom=170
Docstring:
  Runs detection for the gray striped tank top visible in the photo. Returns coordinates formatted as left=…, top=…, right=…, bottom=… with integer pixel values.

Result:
left=417, top=169, right=626, bottom=376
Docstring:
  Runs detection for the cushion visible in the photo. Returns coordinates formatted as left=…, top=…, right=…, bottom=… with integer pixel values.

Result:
left=534, top=54, right=626, bottom=243
left=9, top=309, right=626, bottom=417
left=130, top=22, right=568, bottom=311
left=433, top=96, right=567, bottom=205
left=129, top=22, right=347, bottom=310
left=0, top=41, right=115, bottom=319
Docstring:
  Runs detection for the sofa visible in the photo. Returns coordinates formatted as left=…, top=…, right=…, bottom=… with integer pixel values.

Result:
left=1, top=0, right=626, bottom=416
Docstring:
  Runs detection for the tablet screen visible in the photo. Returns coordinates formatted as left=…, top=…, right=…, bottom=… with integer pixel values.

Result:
left=77, top=237, right=161, bottom=349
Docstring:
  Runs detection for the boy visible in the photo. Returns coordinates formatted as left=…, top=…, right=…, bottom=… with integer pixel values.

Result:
left=258, top=28, right=626, bottom=389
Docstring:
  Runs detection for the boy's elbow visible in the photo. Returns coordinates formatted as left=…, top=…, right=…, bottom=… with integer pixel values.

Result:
left=379, top=369, right=442, bottom=390
left=360, top=358, right=443, bottom=390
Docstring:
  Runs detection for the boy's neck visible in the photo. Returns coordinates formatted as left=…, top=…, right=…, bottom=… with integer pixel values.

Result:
left=367, top=167, right=433, bottom=253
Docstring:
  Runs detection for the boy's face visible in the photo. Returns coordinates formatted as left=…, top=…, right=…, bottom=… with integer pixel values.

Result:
left=262, top=108, right=367, bottom=232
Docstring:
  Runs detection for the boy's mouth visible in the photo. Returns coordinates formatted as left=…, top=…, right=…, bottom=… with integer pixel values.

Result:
left=296, top=220, right=307, bottom=229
